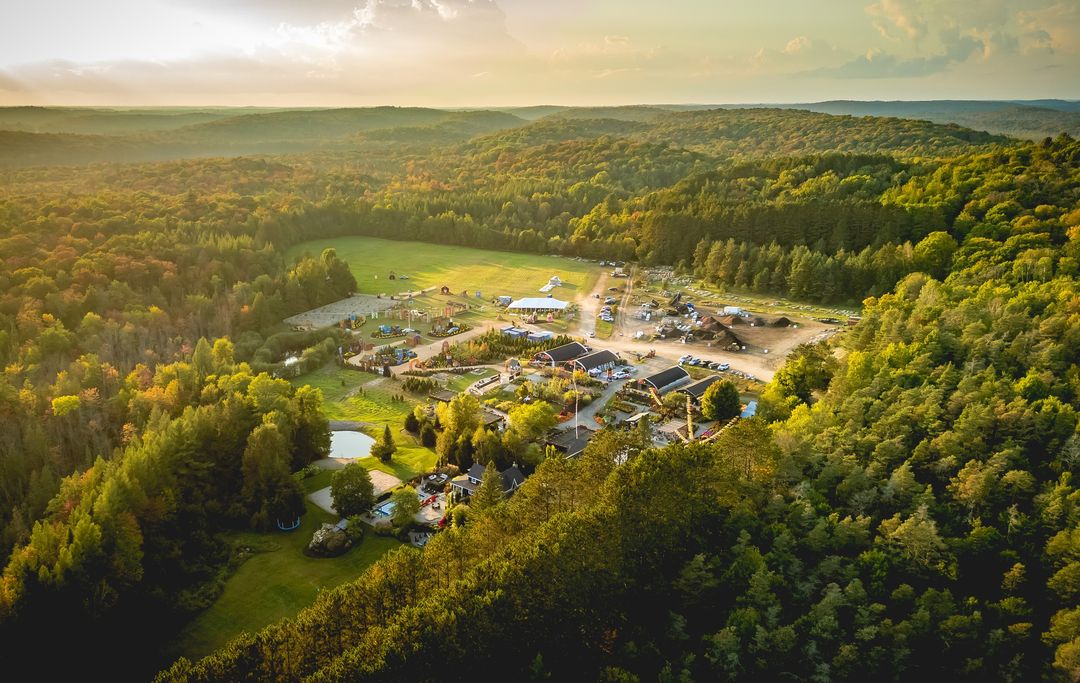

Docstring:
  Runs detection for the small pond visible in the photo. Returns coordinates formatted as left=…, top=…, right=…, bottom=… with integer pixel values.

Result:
left=329, top=430, right=375, bottom=459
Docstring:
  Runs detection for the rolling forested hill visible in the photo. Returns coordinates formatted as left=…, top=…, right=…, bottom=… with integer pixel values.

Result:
left=0, top=104, right=1017, bottom=168
left=0, top=107, right=528, bottom=166
left=0, top=105, right=1077, bottom=680
left=500, top=100, right=1080, bottom=139
left=795, top=100, right=1080, bottom=140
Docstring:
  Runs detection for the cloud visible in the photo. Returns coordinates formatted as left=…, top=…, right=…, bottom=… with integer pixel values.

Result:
left=548, top=35, right=683, bottom=77
left=811, top=28, right=983, bottom=78
left=750, top=37, right=844, bottom=71
left=1, top=0, right=534, bottom=104
left=867, top=0, right=927, bottom=42
left=0, top=0, right=1076, bottom=105
left=784, top=36, right=812, bottom=54
left=1019, top=2, right=1079, bottom=54
left=174, top=0, right=366, bottom=25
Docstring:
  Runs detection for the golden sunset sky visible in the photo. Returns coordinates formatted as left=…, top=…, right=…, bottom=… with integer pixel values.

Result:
left=1, top=0, right=1077, bottom=105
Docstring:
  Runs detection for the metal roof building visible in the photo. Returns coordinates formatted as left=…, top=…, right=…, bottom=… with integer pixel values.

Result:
left=638, top=366, right=692, bottom=395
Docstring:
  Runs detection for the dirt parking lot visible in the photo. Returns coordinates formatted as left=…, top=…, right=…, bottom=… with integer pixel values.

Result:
left=284, top=294, right=400, bottom=329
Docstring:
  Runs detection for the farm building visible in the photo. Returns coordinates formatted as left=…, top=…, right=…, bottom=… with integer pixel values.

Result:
left=568, top=349, right=620, bottom=374
left=508, top=297, right=569, bottom=314
left=496, top=295, right=513, bottom=306
left=636, top=366, right=692, bottom=395
left=534, top=342, right=589, bottom=365
left=678, top=375, right=720, bottom=403
left=501, top=326, right=530, bottom=338
left=527, top=330, right=554, bottom=343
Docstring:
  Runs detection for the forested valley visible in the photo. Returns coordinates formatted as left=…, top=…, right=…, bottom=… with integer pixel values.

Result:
left=0, top=106, right=1078, bottom=680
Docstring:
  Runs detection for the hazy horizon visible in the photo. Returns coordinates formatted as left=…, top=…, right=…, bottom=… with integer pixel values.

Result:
left=3, top=98, right=1080, bottom=111
left=2, top=0, right=1078, bottom=107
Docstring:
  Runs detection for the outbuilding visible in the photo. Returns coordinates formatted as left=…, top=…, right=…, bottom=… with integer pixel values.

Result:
left=534, top=342, right=589, bottom=365
left=678, top=375, right=721, bottom=403
left=568, top=349, right=619, bottom=374
left=637, top=366, right=692, bottom=395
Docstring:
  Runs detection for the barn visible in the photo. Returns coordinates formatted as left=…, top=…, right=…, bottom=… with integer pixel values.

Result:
left=637, top=366, right=692, bottom=395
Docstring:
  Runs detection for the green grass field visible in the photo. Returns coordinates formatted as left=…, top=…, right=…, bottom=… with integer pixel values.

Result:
left=287, top=236, right=601, bottom=300
left=594, top=318, right=615, bottom=340
left=291, top=363, right=439, bottom=481
left=292, top=363, right=412, bottom=426
left=165, top=493, right=403, bottom=663
left=445, top=368, right=497, bottom=392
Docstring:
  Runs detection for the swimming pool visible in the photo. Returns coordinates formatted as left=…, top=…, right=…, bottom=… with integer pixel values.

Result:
left=329, top=430, right=376, bottom=459
left=373, top=501, right=397, bottom=517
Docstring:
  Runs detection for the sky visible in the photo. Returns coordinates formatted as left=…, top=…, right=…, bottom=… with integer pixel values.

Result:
left=0, top=0, right=1077, bottom=106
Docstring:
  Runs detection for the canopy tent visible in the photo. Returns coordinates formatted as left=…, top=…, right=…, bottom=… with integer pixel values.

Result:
left=508, top=297, right=569, bottom=312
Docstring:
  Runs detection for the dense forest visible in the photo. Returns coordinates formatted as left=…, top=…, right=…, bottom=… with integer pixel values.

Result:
left=0, top=106, right=1077, bottom=679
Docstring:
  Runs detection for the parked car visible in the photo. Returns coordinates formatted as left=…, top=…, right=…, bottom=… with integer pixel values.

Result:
left=718, top=363, right=730, bottom=371
left=679, top=354, right=693, bottom=363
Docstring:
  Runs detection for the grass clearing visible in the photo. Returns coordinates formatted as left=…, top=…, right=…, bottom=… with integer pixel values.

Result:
left=287, top=236, right=601, bottom=301
left=291, top=362, right=439, bottom=481
left=594, top=319, right=614, bottom=340
left=164, top=501, right=402, bottom=663
left=445, top=368, right=497, bottom=392
left=291, top=363, right=411, bottom=427
left=363, top=442, right=439, bottom=483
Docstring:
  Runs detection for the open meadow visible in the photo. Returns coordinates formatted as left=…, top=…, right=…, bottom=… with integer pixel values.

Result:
left=164, top=475, right=402, bottom=663
left=286, top=236, right=602, bottom=300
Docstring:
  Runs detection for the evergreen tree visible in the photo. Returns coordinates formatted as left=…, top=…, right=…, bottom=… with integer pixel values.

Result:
left=471, top=463, right=504, bottom=512
left=371, top=425, right=397, bottom=462
left=191, top=337, right=213, bottom=379
left=241, top=422, right=302, bottom=530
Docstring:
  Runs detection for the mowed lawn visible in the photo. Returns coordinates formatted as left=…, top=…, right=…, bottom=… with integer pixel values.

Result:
left=286, top=236, right=601, bottom=300
left=292, top=363, right=411, bottom=426
left=167, top=363, right=440, bottom=664
left=292, top=363, right=439, bottom=481
left=165, top=496, right=403, bottom=663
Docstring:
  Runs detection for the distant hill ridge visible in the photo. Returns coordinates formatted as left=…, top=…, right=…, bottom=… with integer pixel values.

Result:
left=0, top=102, right=1063, bottom=168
